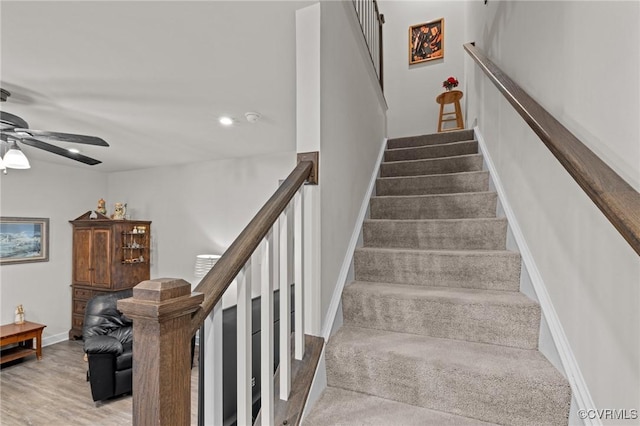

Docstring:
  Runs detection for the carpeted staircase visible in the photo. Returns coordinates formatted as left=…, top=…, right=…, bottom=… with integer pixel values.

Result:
left=304, top=130, right=571, bottom=426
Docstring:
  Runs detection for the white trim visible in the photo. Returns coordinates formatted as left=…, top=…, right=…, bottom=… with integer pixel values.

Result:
left=301, top=346, right=327, bottom=422
left=474, top=126, right=598, bottom=426
left=303, top=184, right=322, bottom=336
left=42, top=332, right=68, bottom=347
left=320, top=137, right=387, bottom=339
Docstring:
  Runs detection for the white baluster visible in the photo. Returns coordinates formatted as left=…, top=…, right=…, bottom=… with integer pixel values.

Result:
left=261, top=234, right=274, bottom=425
left=204, top=300, right=223, bottom=426
left=237, top=262, right=252, bottom=426
left=294, top=188, right=305, bottom=360
left=365, top=0, right=370, bottom=46
left=279, top=210, right=291, bottom=400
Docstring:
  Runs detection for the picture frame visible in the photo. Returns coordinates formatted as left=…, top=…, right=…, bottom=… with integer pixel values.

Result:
left=0, top=217, right=49, bottom=264
left=409, top=18, right=444, bottom=65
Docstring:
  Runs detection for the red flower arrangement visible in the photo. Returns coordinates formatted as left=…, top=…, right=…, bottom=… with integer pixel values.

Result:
left=443, top=76, right=459, bottom=91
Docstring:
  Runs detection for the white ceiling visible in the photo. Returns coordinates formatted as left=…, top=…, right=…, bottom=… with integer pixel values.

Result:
left=1, top=1, right=311, bottom=172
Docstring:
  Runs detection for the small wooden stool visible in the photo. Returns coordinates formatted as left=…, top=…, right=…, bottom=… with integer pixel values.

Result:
left=436, top=90, right=464, bottom=132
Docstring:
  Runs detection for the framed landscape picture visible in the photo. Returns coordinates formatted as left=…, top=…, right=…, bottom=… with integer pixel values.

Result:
left=0, top=217, right=49, bottom=264
left=409, top=18, right=444, bottom=65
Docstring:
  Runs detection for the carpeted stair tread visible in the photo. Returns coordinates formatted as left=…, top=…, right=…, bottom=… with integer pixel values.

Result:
left=387, top=129, right=475, bottom=150
left=354, top=247, right=521, bottom=291
left=363, top=218, right=507, bottom=250
left=384, top=140, right=479, bottom=162
left=370, top=192, right=498, bottom=220
left=376, top=170, right=490, bottom=196
left=342, top=281, right=540, bottom=349
left=308, top=129, right=571, bottom=425
left=303, top=387, right=499, bottom=426
left=380, top=154, right=484, bottom=177
left=325, top=326, right=571, bottom=426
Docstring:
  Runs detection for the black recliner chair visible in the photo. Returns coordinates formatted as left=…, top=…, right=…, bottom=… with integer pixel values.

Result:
left=83, top=289, right=134, bottom=402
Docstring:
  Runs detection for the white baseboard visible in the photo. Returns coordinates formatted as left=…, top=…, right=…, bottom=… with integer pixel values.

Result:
left=301, top=346, right=327, bottom=422
left=42, top=332, right=69, bottom=347
left=320, top=137, right=387, bottom=339
left=305, top=137, right=386, bottom=418
left=474, top=126, right=598, bottom=426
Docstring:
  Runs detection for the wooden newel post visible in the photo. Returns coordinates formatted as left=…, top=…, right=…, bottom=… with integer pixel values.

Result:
left=118, top=278, right=204, bottom=426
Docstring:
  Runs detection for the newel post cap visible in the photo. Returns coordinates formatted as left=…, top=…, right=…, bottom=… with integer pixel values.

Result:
left=117, top=278, right=204, bottom=322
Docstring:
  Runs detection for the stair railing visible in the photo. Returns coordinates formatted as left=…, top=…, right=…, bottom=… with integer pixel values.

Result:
left=352, top=0, right=385, bottom=90
left=464, top=42, right=640, bottom=256
left=119, top=152, right=321, bottom=426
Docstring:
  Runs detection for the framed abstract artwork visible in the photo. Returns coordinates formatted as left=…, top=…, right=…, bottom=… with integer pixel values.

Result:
left=409, top=18, right=444, bottom=64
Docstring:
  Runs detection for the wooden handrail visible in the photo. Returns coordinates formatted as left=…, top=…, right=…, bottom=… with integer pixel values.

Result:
left=464, top=42, right=640, bottom=256
left=190, top=152, right=318, bottom=335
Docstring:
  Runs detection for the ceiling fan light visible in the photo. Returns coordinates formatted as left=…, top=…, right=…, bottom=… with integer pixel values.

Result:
left=3, top=143, right=31, bottom=169
left=0, top=156, right=6, bottom=170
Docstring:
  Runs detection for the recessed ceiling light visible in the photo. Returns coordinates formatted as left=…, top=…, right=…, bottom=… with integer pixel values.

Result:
left=219, top=116, right=233, bottom=126
left=68, top=148, right=80, bottom=154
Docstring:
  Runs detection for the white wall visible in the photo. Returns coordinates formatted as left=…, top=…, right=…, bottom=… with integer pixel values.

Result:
left=107, top=152, right=295, bottom=289
left=0, top=151, right=295, bottom=341
left=379, top=0, right=466, bottom=138
left=464, top=0, right=640, bottom=416
left=318, top=1, right=387, bottom=328
left=0, top=161, right=108, bottom=342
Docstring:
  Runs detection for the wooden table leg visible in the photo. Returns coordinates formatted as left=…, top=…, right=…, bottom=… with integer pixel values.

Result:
left=36, top=330, right=43, bottom=360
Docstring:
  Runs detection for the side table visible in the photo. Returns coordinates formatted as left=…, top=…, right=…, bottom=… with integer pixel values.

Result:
left=0, top=321, right=47, bottom=365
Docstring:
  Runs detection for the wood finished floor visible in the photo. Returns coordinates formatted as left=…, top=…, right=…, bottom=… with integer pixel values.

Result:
left=0, top=340, right=199, bottom=425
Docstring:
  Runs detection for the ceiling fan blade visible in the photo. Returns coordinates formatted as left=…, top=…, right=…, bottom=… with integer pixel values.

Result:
left=14, top=129, right=109, bottom=146
left=19, top=137, right=102, bottom=166
left=0, top=111, right=29, bottom=129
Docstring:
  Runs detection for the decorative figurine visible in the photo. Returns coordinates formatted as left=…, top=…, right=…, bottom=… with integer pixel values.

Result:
left=97, top=198, right=107, bottom=215
left=111, top=203, right=127, bottom=220
left=14, top=304, right=25, bottom=325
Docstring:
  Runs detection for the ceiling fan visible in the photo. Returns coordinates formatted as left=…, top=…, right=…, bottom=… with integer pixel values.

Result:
left=0, top=88, right=109, bottom=170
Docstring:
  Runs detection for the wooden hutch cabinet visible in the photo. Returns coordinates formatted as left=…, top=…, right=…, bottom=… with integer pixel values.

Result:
left=69, top=211, right=151, bottom=339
